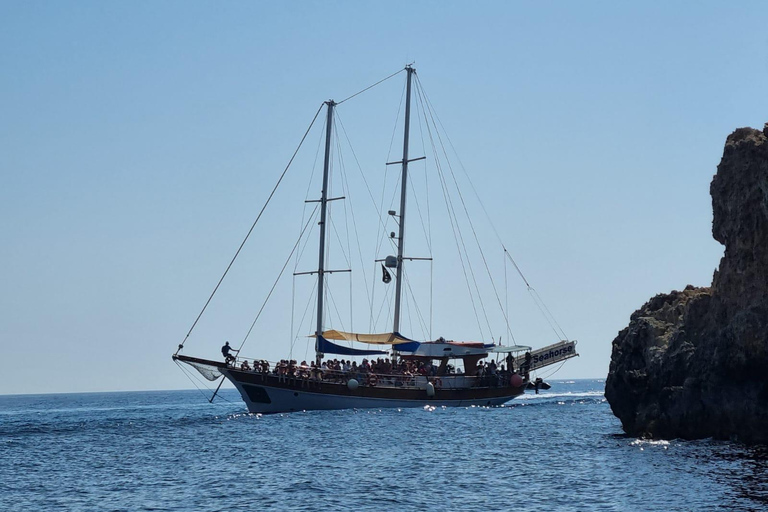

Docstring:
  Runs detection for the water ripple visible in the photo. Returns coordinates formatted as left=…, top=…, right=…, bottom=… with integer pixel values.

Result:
left=1, top=382, right=767, bottom=511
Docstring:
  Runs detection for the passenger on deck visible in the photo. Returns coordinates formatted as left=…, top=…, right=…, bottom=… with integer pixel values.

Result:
left=240, top=360, right=251, bottom=371
left=506, top=353, right=515, bottom=373
left=523, top=351, right=532, bottom=380
left=221, top=341, right=238, bottom=364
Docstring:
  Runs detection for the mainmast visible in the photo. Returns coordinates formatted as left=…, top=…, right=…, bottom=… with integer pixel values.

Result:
left=315, top=100, right=335, bottom=366
left=392, top=65, right=415, bottom=336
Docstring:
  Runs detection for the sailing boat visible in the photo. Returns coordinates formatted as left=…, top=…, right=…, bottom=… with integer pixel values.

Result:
left=172, top=65, right=578, bottom=413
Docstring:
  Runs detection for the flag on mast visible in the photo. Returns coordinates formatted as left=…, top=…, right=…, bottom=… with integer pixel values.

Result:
left=381, top=264, right=392, bottom=284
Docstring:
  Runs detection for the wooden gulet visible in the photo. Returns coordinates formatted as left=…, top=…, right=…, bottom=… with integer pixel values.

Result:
left=173, top=65, right=578, bottom=413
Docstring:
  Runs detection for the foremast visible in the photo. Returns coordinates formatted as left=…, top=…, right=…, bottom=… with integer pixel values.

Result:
left=315, top=100, right=335, bottom=366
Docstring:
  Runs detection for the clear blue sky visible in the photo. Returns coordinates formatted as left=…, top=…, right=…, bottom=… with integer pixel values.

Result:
left=2, top=2, right=767, bottom=394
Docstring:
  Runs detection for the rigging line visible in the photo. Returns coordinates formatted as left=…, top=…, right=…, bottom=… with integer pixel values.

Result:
left=305, top=291, right=318, bottom=360
left=368, top=261, right=376, bottom=333
left=326, top=132, right=335, bottom=272
left=335, top=110, right=398, bottom=248
left=174, top=360, right=217, bottom=401
left=416, top=73, right=509, bottom=246
left=334, top=113, right=373, bottom=317
left=402, top=267, right=430, bottom=340
left=503, top=248, right=565, bottom=340
left=417, top=85, right=488, bottom=341
left=528, top=287, right=566, bottom=341
left=407, top=271, right=429, bottom=340
left=504, top=250, right=511, bottom=342
left=429, top=138, right=486, bottom=339
left=326, top=122, right=352, bottom=267
left=173, top=361, right=236, bottom=406
left=420, top=119, right=484, bottom=339
left=429, top=259, right=433, bottom=339
left=333, top=120, right=352, bottom=290
left=208, top=377, right=226, bottom=404
left=374, top=170, right=401, bottom=260
left=290, top=278, right=318, bottom=356
left=376, top=172, right=403, bottom=258
left=417, top=80, right=513, bottom=345
left=531, top=287, right=568, bottom=340
left=417, top=74, right=557, bottom=343
left=175, top=103, right=324, bottom=355
left=334, top=116, right=397, bottom=267
left=337, top=67, right=406, bottom=105
left=537, top=359, right=568, bottom=380
left=386, top=78, right=407, bottom=161
left=290, top=274, right=296, bottom=359
left=376, top=80, right=406, bottom=259
left=407, top=160, right=432, bottom=253
left=403, top=276, right=415, bottom=339
left=328, top=211, right=352, bottom=267
left=324, top=280, right=347, bottom=333
left=416, top=81, right=501, bottom=340
left=236, top=203, right=320, bottom=353
left=296, top=108, right=329, bottom=273
left=503, top=247, right=531, bottom=288
left=414, top=90, right=434, bottom=338
left=372, top=274, right=394, bottom=331
left=294, top=205, right=321, bottom=273
left=333, top=117, right=354, bottom=330
left=419, top=97, right=434, bottom=257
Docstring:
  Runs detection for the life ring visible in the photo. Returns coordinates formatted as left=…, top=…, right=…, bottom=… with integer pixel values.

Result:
left=367, top=374, right=378, bottom=387
left=433, top=378, right=442, bottom=389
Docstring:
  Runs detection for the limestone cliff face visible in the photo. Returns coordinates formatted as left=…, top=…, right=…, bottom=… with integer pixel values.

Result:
left=605, top=124, right=768, bottom=442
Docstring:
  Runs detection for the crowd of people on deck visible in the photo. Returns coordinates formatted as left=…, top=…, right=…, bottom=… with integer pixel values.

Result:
left=223, top=342, right=533, bottom=388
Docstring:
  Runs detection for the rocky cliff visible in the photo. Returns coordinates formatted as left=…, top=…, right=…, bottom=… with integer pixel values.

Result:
left=605, top=124, right=768, bottom=442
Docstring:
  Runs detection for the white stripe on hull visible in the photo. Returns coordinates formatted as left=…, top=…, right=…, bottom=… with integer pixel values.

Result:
left=228, top=378, right=521, bottom=414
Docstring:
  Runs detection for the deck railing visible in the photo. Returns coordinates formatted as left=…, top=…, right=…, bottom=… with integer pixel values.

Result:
left=226, top=356, right=521, bottom=390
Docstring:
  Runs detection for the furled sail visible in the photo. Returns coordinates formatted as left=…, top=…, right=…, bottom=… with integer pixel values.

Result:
left=320, top=330, right=416, bottom=345
left=316, top=336, right=388, bottom=356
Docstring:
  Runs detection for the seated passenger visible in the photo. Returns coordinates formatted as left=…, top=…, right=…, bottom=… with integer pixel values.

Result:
left=221, top=341, right=238, bottom=364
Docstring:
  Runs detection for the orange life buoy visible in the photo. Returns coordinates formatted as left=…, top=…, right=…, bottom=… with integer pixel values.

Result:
left=367, top=374, right=378, bottom=387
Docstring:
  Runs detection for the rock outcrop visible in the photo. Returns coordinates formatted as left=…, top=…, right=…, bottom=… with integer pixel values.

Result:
left=605, top=124, right=768, bottom=442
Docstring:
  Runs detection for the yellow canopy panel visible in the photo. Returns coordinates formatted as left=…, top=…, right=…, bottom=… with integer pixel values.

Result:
left=320, top=330, right=414, bottom=345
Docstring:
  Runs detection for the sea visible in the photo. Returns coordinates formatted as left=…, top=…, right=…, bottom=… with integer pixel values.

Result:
left=1, top=379, right=767, bottom=512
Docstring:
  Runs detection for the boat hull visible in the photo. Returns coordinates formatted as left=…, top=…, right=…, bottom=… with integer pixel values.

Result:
left=222, top=368, right=525, bottom=414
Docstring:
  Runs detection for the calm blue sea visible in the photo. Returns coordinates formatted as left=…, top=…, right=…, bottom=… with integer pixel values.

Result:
left=1, top=380, right=767, bottom=511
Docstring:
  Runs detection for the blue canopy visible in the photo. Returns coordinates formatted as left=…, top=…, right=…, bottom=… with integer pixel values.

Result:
left=391, top=341, right=421, bottom=353
left=316, top=335, right=388, bottom=356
